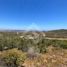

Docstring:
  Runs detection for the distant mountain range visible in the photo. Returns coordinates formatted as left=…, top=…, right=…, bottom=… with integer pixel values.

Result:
left=0, top=29, right=26, bottom=32
left=0, top=29, right=66, bottom=32
left=0, top=29, right=67, bottom=32
left=0, top=29, right=67, bottom=38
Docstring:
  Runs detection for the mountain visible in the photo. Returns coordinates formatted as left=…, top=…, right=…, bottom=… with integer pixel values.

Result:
left=0, top=29, right=25, bottom=32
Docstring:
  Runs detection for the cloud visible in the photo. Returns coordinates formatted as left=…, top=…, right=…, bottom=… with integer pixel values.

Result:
left=25, top=23, right=42, bottom=31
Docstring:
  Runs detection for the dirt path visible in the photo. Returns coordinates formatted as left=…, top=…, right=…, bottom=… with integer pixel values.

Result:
left=45, top=37, right=67, bottom=40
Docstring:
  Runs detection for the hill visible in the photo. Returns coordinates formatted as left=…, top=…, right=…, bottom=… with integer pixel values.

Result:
left=46, top=29, right=67, bottom=38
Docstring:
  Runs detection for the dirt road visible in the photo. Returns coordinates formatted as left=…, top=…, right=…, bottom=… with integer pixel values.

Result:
left=45, top=37, right=67, bottom=40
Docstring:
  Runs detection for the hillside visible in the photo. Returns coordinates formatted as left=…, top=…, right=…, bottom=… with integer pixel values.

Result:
left=46, top=29, right=67, bottom=38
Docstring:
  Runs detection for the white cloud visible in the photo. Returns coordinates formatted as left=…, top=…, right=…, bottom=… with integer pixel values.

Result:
left=25, top=23, right=41, bottom=31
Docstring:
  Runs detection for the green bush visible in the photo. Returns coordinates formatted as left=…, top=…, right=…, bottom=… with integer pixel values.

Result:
left=1, top=48, right=27, bottom=67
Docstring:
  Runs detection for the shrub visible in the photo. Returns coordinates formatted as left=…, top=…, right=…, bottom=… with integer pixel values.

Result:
left=1, top=48, right=27, bottom=67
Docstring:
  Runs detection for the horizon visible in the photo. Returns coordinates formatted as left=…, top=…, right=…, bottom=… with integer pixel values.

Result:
left=0, top=28, right=67, bottom=31
left=0, top=0, right=67, bottom=30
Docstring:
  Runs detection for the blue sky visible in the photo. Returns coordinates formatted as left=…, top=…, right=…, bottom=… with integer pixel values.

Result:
left=0, top=0, right=67, bottom=30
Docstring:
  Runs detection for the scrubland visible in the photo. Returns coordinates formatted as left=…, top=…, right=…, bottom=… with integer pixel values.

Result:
left=0, top=31, right=67, bottom=67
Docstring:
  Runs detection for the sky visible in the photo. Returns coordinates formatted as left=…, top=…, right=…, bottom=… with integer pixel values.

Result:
left=0, top=0, right=67, bottom=30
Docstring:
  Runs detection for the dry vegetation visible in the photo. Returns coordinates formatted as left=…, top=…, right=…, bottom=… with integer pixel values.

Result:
left=0, top=47, right=67, bottom=67
left=0, top=30, right=67, bottom=67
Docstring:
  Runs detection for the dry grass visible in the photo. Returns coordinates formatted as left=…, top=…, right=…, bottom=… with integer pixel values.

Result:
left=0, top=47, right=67, bottom=67
left=23, top=46, right=67, bottom=67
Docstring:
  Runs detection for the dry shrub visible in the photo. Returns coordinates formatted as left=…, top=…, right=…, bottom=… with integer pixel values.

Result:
left=1, top=48, right=27, bottom=67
